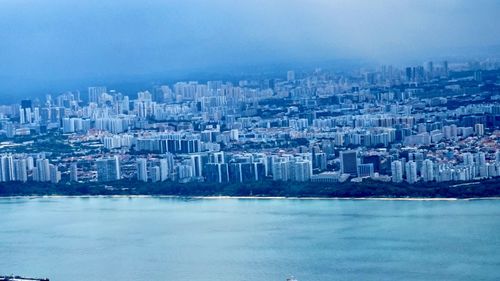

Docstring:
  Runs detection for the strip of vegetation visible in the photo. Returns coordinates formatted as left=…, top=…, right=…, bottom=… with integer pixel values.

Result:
left=0, top=178, right=499, bottom=198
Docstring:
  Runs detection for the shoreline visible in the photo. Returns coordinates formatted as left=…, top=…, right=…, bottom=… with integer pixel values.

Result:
left=1, top=195, right=500, bottom=201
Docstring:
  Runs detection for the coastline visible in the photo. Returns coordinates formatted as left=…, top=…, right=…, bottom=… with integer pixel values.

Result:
left=1, top=194, right=500, bottom=201
left=2, top=178, right=499, bottom=201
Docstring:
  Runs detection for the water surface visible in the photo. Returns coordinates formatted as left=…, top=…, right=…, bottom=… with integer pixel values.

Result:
left=0, top=197, right=499, bottom=281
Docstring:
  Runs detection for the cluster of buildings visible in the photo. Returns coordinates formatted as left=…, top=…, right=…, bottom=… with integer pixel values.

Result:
left=0, top=154, right=60, bottom=183
left=0, top=59, right=499, bottom=186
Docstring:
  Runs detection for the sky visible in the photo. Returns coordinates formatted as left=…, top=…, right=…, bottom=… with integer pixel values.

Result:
left=0, top=0, right=499, bottom=99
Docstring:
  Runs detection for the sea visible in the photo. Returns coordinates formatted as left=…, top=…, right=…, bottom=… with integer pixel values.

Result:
left=0, top=197, right=499, bottom=281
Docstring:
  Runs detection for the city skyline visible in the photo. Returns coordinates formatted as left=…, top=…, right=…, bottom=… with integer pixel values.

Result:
left=1, top=2, right=500, bottom=280
left=0, top=58, right=498, bottom=190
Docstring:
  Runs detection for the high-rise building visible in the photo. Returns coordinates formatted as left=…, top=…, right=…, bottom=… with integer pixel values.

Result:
left=474, top=70, right=483, bottom=81
left=474, top=123, right=484, bottom=136
left=136, top=158, right=148, bottom=182
left=70, top=163, right=78, bottom=182
left=293, top=160, right=312, bottom=182
left=1, top=155, right=15, bottom=182
left=340, top=150, right=358, bottom=176
left=4, top=122, right=15, bottom=138
left=88, top=86, right=107, bottom=104
left=405, top=67, right=413, bottom=82
left=159, top=159, right=169, bottom=181
left=391, top=160, right=403, bottom=183
left=62, top=118, right=75, bottom=133
left=179, top=139, right=200, bottom=154
left=426, top=61, right=434, bottom=79
left=150, top=166, right=161, bottom=182
left=19, top=100, right=33, bottom=124
left=34, top=158, right=50, bottom=182
left=422, top=159, right=434, bottom=182
left=49, top=164, right=61, bottom=184
left=26, top=157, right=34, bottom=171
left=272, top=160, right=290, bottom=181
left=405, top=161, right=417, bottom=184
left=21, top=99, right=32, bottom=109
left=96, top=156, right=121, bottom=182
left=463, top=152, right=474, bottom=166
left=190, top=154, right=203, bottom=178
left=475, top=152, right=486, bottom=167
left=19, top=101, right=33, bottom=124
left=407, top=152, right=423, bottom=174
left=209, top=151, right=225, bottom=164
left=313, top=152, right=327, bottom=171
left=13, top=159, right=27, bottom=182
left=205, top=163, right=229, bottom=183
left=443, top=61, right=449, bottom=77
left=50, top=107, right=62, bottom=123
left=229, top=163, right=243, bottom=183
left=363, top=155, right=381, bottom=172
left=357, top=163, right=374, bottom=178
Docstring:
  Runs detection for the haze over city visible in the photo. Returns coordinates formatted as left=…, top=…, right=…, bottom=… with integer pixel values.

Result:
left=1, top=0, right=499, bottom=101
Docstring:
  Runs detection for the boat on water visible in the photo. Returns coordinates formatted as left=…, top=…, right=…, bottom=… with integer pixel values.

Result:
left=0, top=276, right=49, bottom=281
left=286, top=276, right=298, bottom=281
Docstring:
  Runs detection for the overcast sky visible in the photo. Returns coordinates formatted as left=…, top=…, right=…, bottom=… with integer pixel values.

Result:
left=0, top=0, right=499, bottom=97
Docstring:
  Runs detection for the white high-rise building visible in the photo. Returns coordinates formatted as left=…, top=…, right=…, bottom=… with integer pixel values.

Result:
left=475, top=152, right=486, bottom=167
left=230, top=129, right=239, bottom=141
left=34, top=158, right=50, bottom=182
left=26, top=157, right=34, bottom=171
left=88, top=86, right=107, bottom=103
left=479, top=163, right=489, bottom=178
left=62, top=118, right=75, bottom=133
left=159, top=159, right=169, bottom=181
left=70, top=163, right=78, bottom=182
left=49, top=164, right=61, bottom=184
left=24, top=108, right=32, bottom=123
left=405, top=161, right=417, bottom=184
left=150, top=166, right=161, bottom=182
left=190, top=154, right=203, bottom=178
left=96, top=156, right=121, bottom=182
left=391, top=160, right=403, bottom=183
left=272, top=159, right=290, bottom=181
left=450, top=124, right=458, bottom=139
left=210, top=151, right=225, bottom=164
left=14, top=159, right=27, bottom=182
left=443, top=126, right=452, bottom=139
left=19, top=106, right=26, bottom=124
left=487, top=163, right=497, bottom=178
left=422, top=159, right=434, bottom=182
left=33, top=107, right=40, bottom=123
left=357, top=163, right=374, bottom=178
left=463, top=152, right=474, bottom=166
left=136, top=158, right=148, bottom=182
left=0, top=155, right=15, bottom=182
left=292, top=160, right=312, bottom=182
left=474, top=123, right=484, bottom=136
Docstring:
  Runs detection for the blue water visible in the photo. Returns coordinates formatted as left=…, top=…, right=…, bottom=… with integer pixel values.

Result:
left=0, top=197, right=499, bottom=281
